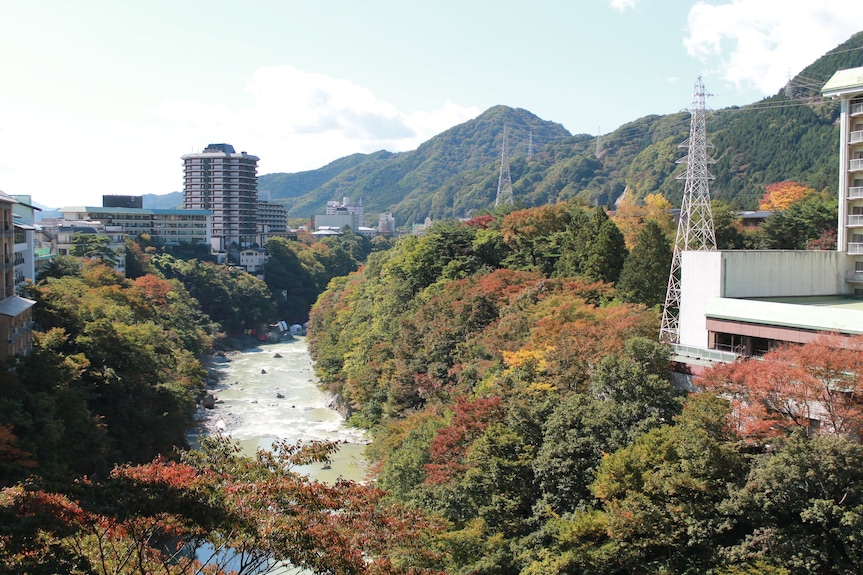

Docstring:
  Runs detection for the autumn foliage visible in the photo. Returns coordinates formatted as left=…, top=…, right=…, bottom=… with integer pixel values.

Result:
left=758, top=180, right=815, bottom=211
left=0, top=437, right=445, bottom=575
left=701, top=334, right=863, bottom=440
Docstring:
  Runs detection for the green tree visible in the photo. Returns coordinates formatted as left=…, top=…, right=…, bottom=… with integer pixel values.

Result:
left=723, top=433, right=863, bottom=574
left=761, top=192, right=837, bottom=249
left=617, top=220, right=672, bottom=307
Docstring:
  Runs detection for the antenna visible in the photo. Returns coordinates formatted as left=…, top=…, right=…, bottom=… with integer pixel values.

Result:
left=660, top=77, right=717, bottom=344
left=495, top=125, right=514, bottom=207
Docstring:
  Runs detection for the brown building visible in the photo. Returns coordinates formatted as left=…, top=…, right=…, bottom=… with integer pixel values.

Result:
left=0, top=190, right=35, bottom=361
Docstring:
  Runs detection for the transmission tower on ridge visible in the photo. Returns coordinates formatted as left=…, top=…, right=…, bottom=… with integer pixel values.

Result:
left=527, top=131, right=534, bottom=160
left=659, top=76, right=717, bottom=344
left=495, top=125, right=514, bottom=207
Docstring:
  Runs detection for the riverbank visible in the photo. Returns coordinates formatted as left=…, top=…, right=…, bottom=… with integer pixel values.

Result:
left=190, top=338, right=370, bottom=484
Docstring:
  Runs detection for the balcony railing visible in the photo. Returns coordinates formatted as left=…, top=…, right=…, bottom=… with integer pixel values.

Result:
left=847, top=270, right=863, bottom=283
left=852, top=102, right=863, bottom=116
left=848, top=243, right=863, bottom=254
left=671, top=344, right=739, bottom=364
left=850, top=186, right=863, bottom=199
left=853, top=131, right=863, bottom=144
left=849, top=215, right=863, bottom=226
left=852, top=159, right=863, bottom=172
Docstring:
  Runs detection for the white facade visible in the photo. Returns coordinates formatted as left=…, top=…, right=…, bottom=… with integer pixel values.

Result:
left=678, top=251, right=853, bottom=350
left=61, top=206, right=212, bottom=246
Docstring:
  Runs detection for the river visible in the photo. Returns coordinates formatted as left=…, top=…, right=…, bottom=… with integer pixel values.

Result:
left=189, top=337, right=369, bottom=483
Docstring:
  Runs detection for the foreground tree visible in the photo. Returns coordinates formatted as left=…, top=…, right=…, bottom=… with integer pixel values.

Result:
left=0, top=436, right=445, bottom=575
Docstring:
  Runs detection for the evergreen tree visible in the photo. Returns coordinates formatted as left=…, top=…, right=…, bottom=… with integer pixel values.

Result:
left=617, top=220, right=672, bottom=307
left=581, top=217, right=628, bottom=284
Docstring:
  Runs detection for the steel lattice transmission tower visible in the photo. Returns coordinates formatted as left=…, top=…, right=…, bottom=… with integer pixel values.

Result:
left=495, top=125, right=514, bottom=207
left=659, top=77, right=717, bottom=344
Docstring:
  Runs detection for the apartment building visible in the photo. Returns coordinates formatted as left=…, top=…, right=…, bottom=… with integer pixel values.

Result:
left=182, top=143, right=259, bottom=251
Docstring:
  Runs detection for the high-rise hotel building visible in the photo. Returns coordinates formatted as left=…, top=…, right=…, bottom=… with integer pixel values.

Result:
left=182, top=143, right=259, bottom=251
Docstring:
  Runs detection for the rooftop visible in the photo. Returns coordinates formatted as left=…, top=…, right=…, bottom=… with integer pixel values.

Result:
left=706, top=296, right=863, bottom=335
left=822, top=66, right=863, bottom=97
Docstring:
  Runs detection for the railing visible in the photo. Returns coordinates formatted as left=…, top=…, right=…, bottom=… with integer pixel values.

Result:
left=851, top=159, right=863, bottom=171
left=847, top=270, right=863, bottom=283
left=849, top=215, right=863, bottom=226
left=850, top=186, right=863, bottom=199
left=852, top=131, right=863, bottom=144
left=852, top=102, right=863, bottom=116
left=671, top=343, right=739, bottom=364
left=848, top=243, right=863, bottom=254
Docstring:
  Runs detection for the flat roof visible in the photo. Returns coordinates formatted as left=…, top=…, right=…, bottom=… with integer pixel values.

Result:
left=822, top=66, right=863, bottom=98
left=706, top=296, right=863, bottom=334
left=62, top=206, right=211, bottom=216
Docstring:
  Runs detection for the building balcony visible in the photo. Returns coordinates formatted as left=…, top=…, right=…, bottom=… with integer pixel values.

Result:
left=852, top=159, right=863, bottom=172
left=852, top=102, right=863, bottom=116
left=852, top=130, right=863, bottom=144
left=848, top=270, right=863, bottom=283
left=850, top=186, right=863, bottom=199
left=849, top=243, right=863, bottom=255
left=849, top=215, right=863, bottom=226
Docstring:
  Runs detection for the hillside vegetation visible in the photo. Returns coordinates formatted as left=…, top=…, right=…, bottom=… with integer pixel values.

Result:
left=261, top=31, right=863, bottom=226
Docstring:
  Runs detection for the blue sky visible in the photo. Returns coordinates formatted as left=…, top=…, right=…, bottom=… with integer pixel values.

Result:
left=1, top=0, right=862, bottom=208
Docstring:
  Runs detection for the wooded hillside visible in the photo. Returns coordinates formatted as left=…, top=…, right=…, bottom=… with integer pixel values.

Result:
left=261, top=31, right=863, bottom=226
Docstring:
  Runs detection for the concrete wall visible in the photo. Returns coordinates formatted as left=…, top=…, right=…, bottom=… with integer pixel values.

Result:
left=679, top=251, right=723, bottom=348
left=721, top=250, right=849, bottom=298
left=678, top=250, right=852, bottom=349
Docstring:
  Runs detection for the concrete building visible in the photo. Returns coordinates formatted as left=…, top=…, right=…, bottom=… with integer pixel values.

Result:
left=61, top=204, right=211, bottom=247
left=239, top=247, right=267, bottom=277
left=0, top=190, right=35, bottom=360
left=51, top=220, right=127, bottom=276
left=257, top=190, right=288, bottom=245
left=672, top=65, right=863, bottom=375
left=315, top=197, right=364, bottom=231
left=182, top=143, right=259, bottom=251
left=378, top=212, right=395, bottom=235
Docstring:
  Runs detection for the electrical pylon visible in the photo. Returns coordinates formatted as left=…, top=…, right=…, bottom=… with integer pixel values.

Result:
left=659, top=76, right=717, bottom=344
left=495, top=125, right=514, bottom=207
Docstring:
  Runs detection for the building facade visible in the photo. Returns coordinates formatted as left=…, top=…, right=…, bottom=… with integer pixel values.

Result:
left=182, top=143, right=259, bottom=251
left=257, top=190, right=288, bottom=245
left=315, top=197, right=364, bottom=231
left=0, top=191, right=35, bottom=360
left=822, top=66, right=863, bottom=293
left=61, top=205, right=211, bottom=247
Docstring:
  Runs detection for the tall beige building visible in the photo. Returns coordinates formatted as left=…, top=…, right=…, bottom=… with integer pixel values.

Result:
left=182, top=143, right=259, bottom=251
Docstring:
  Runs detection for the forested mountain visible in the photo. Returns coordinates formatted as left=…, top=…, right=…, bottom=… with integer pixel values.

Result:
left=261, top=31, right=863, bottom=225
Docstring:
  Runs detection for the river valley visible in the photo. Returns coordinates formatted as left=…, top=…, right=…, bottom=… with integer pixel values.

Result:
left=189, top=337, right=369, bottom=483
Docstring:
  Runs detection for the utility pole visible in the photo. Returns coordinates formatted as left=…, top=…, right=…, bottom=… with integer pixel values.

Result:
left=495, top=125, right=514, bottom=207
left=660, top=77, right=717, bottom=344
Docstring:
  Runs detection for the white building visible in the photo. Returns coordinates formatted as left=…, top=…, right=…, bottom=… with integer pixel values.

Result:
left=315, top=197, right=364, bottom=231
left=61, top=205, right=211, bottom=247
left=673, top=65, right=863, bottom=376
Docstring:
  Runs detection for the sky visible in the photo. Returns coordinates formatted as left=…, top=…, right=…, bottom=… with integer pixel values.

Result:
left=1, top=1, right=862, bottom=209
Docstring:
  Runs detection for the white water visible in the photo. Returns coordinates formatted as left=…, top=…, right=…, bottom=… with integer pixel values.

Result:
left=190, top=337, right=369, bottom=483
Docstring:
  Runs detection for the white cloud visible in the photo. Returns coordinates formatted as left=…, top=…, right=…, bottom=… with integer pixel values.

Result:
left=0, top=66, right=479, bottom=207
left=609, top=0, right=640, bottom=11
left=155, top=65, right=480, bottom=174
left=684, top=1, right=863, bottom=94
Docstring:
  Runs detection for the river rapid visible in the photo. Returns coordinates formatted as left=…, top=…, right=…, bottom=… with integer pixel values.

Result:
left=189, top=337, right=369, bottom=483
